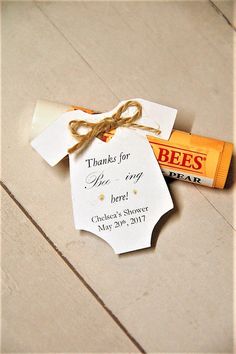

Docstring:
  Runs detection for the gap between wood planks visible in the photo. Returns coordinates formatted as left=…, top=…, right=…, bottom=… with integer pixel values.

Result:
left=195, top=184, right=235, bottom=231
left=0, top=181, right=146, bottom=354
left=210, top=0, right=236, bottom=31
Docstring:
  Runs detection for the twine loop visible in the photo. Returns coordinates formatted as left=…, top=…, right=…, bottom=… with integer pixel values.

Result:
left=68, top=100, right=161, bottom=154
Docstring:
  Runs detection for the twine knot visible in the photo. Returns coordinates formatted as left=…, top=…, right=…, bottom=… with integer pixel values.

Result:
left=68, top=100, right=161, bottom=154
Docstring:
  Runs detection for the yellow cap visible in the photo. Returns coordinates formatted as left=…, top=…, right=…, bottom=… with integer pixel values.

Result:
left=214, top=142, right=233, bottom=189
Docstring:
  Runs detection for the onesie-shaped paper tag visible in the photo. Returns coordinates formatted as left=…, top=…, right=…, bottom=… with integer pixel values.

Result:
left=69, top=129, right=173, bottom=253
left=31, top=99, right=177, bottom=254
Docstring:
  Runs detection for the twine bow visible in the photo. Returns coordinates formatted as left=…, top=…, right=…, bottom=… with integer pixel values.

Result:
left=68, top=100, right=161, bottom=154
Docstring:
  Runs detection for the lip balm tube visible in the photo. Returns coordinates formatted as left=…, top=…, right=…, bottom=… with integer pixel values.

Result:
left=104, top=130, right=233, bottom=189
left=31, top=100, right=233, bottom=189
left=30, top=99, right=96, bottom=140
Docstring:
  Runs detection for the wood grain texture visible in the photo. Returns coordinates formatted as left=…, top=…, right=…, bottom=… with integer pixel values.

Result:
left=1, top=187, right=139, bottom=353
left=2, top=1, right=234, bottom=353
left=212, top=0, right=235, bottom=28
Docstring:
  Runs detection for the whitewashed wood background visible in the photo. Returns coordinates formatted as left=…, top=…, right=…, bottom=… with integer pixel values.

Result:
left=1, top=1, right=235, bottom=353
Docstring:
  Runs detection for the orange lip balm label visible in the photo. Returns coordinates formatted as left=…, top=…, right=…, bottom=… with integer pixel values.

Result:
left=103, top=130, right=233, bottom=189
left=31, top=100, right=233, bottom=189
left=148, top=131, right=232, bottom=188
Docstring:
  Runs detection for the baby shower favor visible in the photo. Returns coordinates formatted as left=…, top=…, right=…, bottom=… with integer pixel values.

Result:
left=31, top=99, right=177, bottom=254
left=31, top=100, right=233, bottom=189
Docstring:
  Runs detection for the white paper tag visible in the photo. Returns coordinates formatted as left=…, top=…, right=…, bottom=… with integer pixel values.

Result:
left=69, top=129, right=173, bottom=254
left=31, top=98, right=177, bottom=166
left=31, top=98, right=176, bottom=253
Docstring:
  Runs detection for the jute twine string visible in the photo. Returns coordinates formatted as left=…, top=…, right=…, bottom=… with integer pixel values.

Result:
left=68, top=100, right=161, bottom=154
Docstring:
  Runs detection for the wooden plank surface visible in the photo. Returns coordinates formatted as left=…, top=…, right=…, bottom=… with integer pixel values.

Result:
left=1, top=187, right=139, bottom=353
left=2, top=1, right=234, bottom=353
